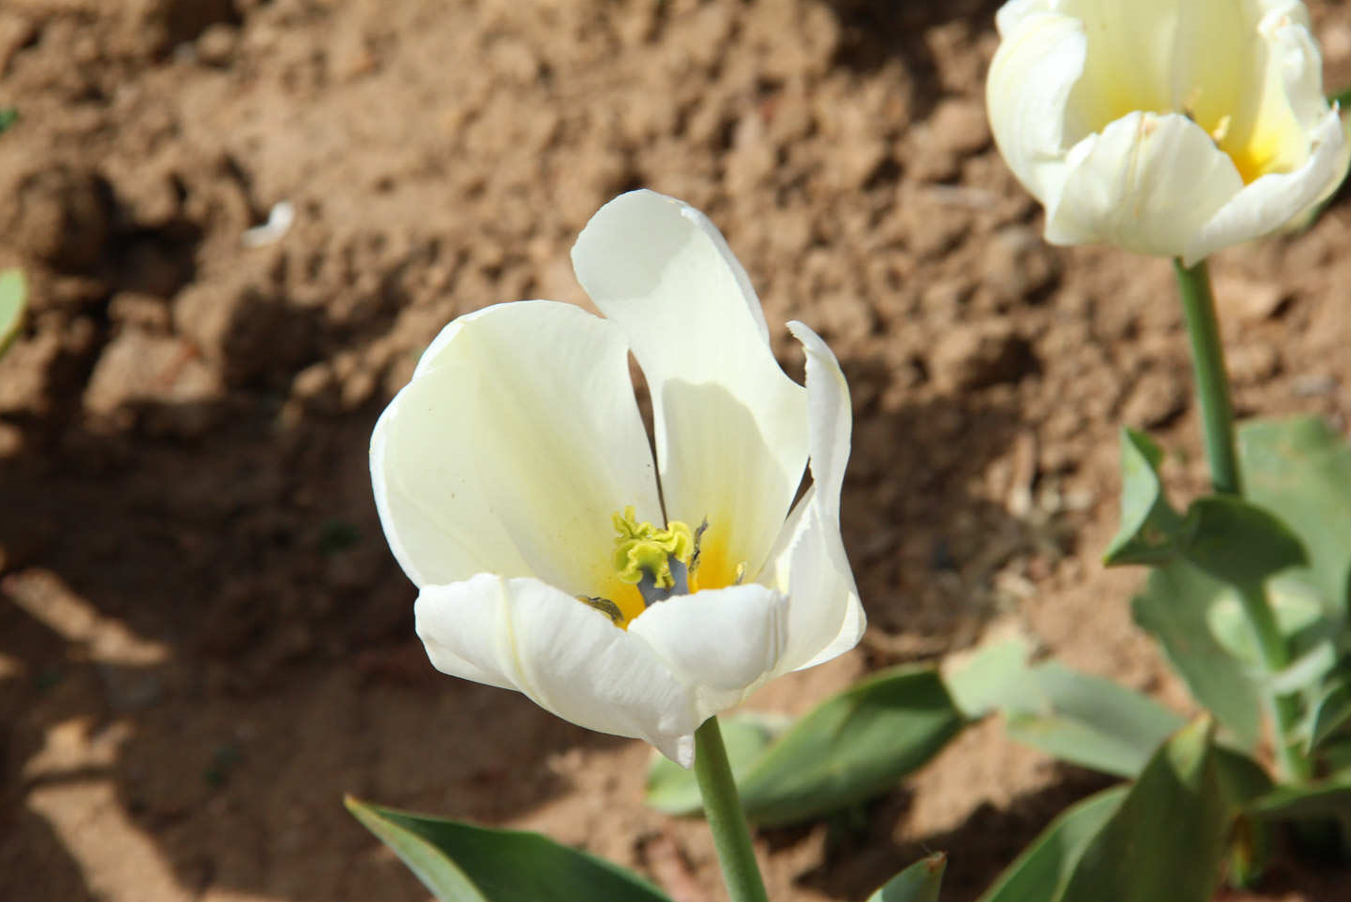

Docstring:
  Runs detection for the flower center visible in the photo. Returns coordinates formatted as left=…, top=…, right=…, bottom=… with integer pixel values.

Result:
left=578, top=506, right=745, bottom=629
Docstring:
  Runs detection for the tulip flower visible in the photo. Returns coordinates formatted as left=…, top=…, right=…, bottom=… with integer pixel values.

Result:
left=987, top=0, right=1350, bottom=265
left=370, top=190, right=864, bottom=765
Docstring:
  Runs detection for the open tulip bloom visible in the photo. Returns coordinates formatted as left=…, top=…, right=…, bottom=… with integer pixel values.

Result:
left=370, top=190, right=864, bottom=767
left=987, top=0, right=1351, bottom=264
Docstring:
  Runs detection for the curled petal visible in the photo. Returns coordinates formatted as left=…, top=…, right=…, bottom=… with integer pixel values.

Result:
left=572, top=190, right=809, bottom=583
left=762, top=323, right=865, bottom=673
left=628, top=584, right=790, bottom=716
left=416, top=575, right=702, bottom=764
left=372, top=301, right=661, bottom=591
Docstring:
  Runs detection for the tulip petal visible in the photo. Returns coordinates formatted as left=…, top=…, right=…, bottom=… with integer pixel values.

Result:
left=1045, top=111, right=1244, bottom=258
left=571, top=190, right=809, bottom=585
left=628, top=584, right=789, bottom=714
left=1186, top=108, right=1348, bottom=266
left=987, top=8, right=1086, bottom=206
left=761, top=322, right=865, bottom=673
left=416, top=575, right=702, bottom=764
left=371, top=301, right=662, bottom=593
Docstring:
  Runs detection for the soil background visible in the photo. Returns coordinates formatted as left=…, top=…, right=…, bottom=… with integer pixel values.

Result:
left=2, top=1, right=1350, bottom=900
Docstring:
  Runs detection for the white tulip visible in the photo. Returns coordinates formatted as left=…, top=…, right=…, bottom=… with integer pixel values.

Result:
left=987, top=0, right=1350, bottom=265
left=370, top=190, right=865, bottom=766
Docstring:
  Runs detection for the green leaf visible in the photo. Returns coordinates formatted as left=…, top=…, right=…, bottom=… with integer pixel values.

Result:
left=867, top=852, right=947, bottom=902
left=1132, top=561, right=1262, bottom=748
left=1310, top=679, right=1351, bottom=752
left=977, top=786, right=1128, bottom=902
left=944, top=636, right=1035, bottom=719
left=0, top=269, right=26, bottom=358
left=1104, top=429, right=1184, bottom=566
left=344, top=796, right=672, bottom=902
left=1178, top=495, right=1307, bottom=585
left=0, top=107, right=16, bottom=134
left=947, top=638, right=1185, bottom=778
left=1240, top=417, right=1351, bottom=617
left=734, top=665, right=966, bottom=826
left=1212, top=748, right=1276, bottom=887
left=1056, top=718, right=1232, bottom=902
left=1004, top=661, right=1185, bottom=778
left=1248, top=780, right=1351, bottom=823
left=645, top=712, right=785, bottom=816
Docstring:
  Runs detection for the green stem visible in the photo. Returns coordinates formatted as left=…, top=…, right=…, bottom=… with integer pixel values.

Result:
left=1173, top=259, right=1308, bottom=781
left=1173, top=259, right=1241, bottom=496
left=694, top=717, right=770, bottom=902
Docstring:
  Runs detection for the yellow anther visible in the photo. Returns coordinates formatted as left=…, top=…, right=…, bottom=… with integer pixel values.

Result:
left=611, top=506, right=694, bottom=589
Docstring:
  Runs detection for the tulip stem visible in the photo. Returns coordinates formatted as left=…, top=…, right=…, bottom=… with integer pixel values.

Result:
left=694, top=717, right=771, bottom=902
left=1173, top=258, right=1307, bottom=782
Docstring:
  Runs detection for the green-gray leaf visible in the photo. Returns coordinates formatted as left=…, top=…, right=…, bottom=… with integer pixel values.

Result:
left=1240, top=417, right=1351, bottom=618
left=344, top=796, right=672, bottom=902
left=0, top=269, right=26, bottom=358
left=867, top=852, right=947, bottom=902
left=1178, top=495, right=1307, bottom=586
left=1309, top=678, right=1351, bottom=752
left=1057, top=718, right=1232, bottom=902
left=1132, top=561, right=1262, bottom=748
left=1104, top=428, right=1184, bottom=566
left=946, top=639, right=1185, bottom=778
left=977, top=786, right=1128, bottom=902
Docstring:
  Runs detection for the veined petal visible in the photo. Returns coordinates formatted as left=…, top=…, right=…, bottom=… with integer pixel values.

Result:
left=761, top=323, right=865, bottom=673
left=571, top=190, right=809, bottom=585
left=416, top=575, right=702, bottom=764
left=371, top=300, right=661, bottom=592
left=986, top=8, right=1085, bottom=207
left=1045, top=111, right=1244, bottom=257
left=627, top=584, right=789, bottom=716
left=1186, top=107, right=1349, bottom=265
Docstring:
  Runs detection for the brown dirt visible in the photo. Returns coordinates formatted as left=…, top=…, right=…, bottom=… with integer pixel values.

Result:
left=2, top=1, right=1350, bottom=900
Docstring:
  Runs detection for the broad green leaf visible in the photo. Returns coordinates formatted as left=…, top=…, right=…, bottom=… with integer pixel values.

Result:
left=734, top=665, right=966, bottom=826
left=1178, top=495, right=1307, bottom=585
left=1005, top=661, right=1184, bottom=778
left=866, top=852, right=947, bottom=902
left=1204, top=580, right=1326, bottom=670
left=977, top=786, right=1128, bottom=902
left=1104, top=428, right=1184, bottom=566
left=1132, top=561, right=1262, bottom=747
left=944, top=636, right=1034, bottom=718
left=0, top=269, right=26, bottom=358
left=1240, top=417, right=1351, bottom=617
left=946, top=640, right=1184, bottom=778
left=645, top=712, right=786, bottom=815
left=344, top=796, right=672, bottom=902
left=1057, top=718, right=1232, bottom=902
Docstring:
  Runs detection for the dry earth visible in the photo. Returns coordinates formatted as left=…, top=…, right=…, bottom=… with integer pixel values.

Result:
left=2, top=1, right=1351, bottom=900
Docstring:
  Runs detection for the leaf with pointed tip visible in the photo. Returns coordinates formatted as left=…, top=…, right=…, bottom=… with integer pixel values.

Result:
left=344, top=796, right=672, bottom=902
left=1309, top=678, right=1351, bottom=752
left=977, top=786, right=1128, bottom=902
left=866, top=852, right=947, bottom=902
left=1056, top=718, right=1232, bottom=902
left=1104, top=428, right=1184, bottom=566
left=1178, top=495, right=1307, bottom=585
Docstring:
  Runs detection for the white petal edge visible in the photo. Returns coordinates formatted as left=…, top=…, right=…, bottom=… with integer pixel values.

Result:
left=986, top=8, right=1085, bottom=210
left=761, top=322, right=865, bottom=674
left=572, top=189, right=809, bottom=582
left=1045, top=110, right=1244, bottom=258
left=371, top=300, right=662, bottom=591
left=1185, top=107, right=1348, bottom=265
left=628, top=584, right=789, bottom=718
left=416, top=574, right=704, bottom=764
